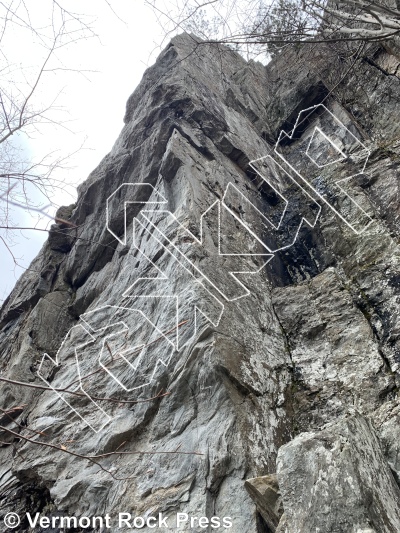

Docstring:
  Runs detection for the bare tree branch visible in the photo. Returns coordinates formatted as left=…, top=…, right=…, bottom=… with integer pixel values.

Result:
left=0, top=424, right=203, bottom=481
left=145, top=0, right=400, bottom=60
left=0, top=1, right=96, bottom=266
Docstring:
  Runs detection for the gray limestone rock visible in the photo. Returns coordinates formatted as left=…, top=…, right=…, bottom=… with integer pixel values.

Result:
left=0, top=32, right=400, bottom=533
left=245, top=474, right=283, bottom=531
left=275, top=413, right=400, bottom=533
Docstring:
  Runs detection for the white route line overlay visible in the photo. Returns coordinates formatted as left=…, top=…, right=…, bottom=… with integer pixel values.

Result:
left=138, top=202, right=273, bottom=303
left=274, top=103, right=373, bottom=235
left=38, top=103, right=373, bottom=432
left=237, top=155, right=322, bottom=253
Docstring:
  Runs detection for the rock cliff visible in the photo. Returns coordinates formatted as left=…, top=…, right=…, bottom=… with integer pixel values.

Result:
left=1, top=33, right=400, bottom=532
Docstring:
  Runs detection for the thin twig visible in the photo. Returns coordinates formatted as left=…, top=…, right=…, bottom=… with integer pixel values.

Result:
left=0, top=377, right=170, bottom=405
left=0, top=425, right=203, bottom=481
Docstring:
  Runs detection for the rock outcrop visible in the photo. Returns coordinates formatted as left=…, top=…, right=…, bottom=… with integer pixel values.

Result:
left=1, top=33, right=400, bottom=532
left=276, top=413, right=400, bottom=533
left=245, top=474, right=283, bottom=531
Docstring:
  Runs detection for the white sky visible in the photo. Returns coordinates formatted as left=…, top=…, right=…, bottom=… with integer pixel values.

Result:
left=0, top=0, right=170, bottom=302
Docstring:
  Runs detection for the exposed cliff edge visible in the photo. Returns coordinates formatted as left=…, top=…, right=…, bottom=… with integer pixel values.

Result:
left=1, top=33, right=400, bottom=532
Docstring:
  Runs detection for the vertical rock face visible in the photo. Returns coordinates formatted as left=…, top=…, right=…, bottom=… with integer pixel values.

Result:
left=0, top=34, right=400, bottom=532
left=276, top=414, right=400, bottom=533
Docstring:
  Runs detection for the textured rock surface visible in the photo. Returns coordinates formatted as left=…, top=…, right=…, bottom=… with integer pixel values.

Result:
left=0, top=33, right=400, bottom=532
left=276, top=413, right=400, bottom=533
left=245, top=474, right=283, bottom=531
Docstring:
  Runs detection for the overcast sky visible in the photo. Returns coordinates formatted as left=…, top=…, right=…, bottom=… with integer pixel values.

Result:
left=0, top=1, right=170, bottom=302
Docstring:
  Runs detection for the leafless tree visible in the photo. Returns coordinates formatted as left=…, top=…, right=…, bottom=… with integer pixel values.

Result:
left=0, top=1, right=96, bottom=267
left=146, top=0, right=400, bottom=59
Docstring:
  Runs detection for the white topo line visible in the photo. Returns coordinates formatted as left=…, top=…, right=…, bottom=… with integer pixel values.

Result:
left=38, top=104, right=373, bottom=432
